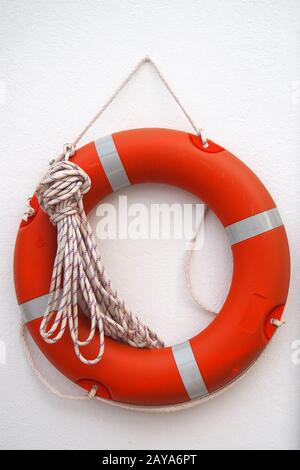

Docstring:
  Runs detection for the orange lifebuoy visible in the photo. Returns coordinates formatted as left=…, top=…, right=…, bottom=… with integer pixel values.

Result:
left=14, top=128, right=290, bottom=407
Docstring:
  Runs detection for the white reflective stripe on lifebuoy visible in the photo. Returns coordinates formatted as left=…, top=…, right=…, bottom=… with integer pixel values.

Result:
left=19, top=291, right=89, bottom=323
left=19, top=293, right=49, bottom=323
left=225, top=207, right=283, bottom=245
left=172, top=341, right=208, bottom=400
left=94, top=135, right=130, bottom=191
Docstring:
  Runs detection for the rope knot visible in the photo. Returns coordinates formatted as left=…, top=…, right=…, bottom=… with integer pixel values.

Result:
left=36, top=160, right=91, bottom=225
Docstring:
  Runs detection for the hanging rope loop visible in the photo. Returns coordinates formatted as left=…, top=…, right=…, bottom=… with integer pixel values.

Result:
left=71, top=56, right=208, bottom=149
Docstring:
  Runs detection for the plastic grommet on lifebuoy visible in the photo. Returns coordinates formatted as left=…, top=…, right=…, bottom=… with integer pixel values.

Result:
left=14, top=128, right=290, bottom=407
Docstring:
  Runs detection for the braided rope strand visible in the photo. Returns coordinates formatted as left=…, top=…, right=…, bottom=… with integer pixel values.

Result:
left=36, top=159, right=164, bottom=365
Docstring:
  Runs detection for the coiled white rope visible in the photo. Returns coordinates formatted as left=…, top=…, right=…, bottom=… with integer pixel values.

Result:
left=36, top=159, right=164, bottom=365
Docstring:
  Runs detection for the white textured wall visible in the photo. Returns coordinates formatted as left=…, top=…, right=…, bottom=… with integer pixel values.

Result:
left=0, top=0, right=300, bottom=450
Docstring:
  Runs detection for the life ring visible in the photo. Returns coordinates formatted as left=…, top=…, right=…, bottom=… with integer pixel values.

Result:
left=14, top=128, right=290, bottom=407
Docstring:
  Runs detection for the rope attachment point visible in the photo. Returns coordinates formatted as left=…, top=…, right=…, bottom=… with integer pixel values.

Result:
left=270, top=318, right=286, bottom=328
left=88, top=385, right=99, bottom=399
left=196, top=128, right=209, bottom=148
left=63, top=143, right=76, bottom=161
left=22, top=197, right=36, bottom=222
